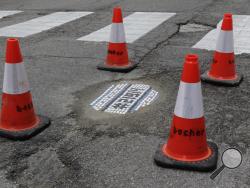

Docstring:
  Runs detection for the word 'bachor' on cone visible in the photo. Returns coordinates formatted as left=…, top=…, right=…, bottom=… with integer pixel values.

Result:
left=154, top=54, right=218, bottom=171
left=0, top=38, right=50, bottom=140
left=201, top=13, right=243, bottom=86
left=97, top=7, right=137, bottom=72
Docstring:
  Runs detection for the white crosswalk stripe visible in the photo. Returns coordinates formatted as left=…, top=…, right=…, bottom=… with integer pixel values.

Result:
left=0, top=10, right=22, bottom=19
left=0, top=11, right=93, bottom=37
left=78, top=12, right=176, bottom=43
left=2, top=10, right=250, bottom=55
left=193, top=15, right=250, bottom=55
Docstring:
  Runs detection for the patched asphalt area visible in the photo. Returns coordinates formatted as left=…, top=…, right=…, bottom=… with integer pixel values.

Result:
left=0, top=0, right=250, bottom=188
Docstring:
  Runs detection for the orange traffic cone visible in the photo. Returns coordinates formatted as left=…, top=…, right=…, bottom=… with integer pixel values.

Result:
left=97, top=7, right=137, bottom=72
left=201, top=13, right=243, bottom=86
left=0, top=38, right=50, bottom=140
left=154, top=54, right=218, bottom=171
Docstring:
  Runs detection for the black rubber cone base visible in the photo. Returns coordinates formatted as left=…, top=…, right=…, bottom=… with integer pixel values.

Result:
left=154, top=141, right=218, bottom=172
left=97, top=62, right=137, bottom=73
left=201, top=71, right=243, bottom=86
left=0, top=115, right=50, bottom=141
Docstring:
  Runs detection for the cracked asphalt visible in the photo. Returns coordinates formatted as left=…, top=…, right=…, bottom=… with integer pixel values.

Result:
left=0, top=0, right=250, bottom=187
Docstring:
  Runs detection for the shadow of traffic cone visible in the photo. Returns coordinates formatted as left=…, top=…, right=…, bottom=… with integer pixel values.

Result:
left=201, top=13, right=243, bottom=86
left=0, top=38, right=50, bottom=140
left=154, top=54, right=218, bottom=171
left=97, top=7, right=137, bottom=72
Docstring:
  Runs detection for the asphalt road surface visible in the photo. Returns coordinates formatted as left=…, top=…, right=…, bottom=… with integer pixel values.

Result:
left=0, top=0, right=250, bottom=188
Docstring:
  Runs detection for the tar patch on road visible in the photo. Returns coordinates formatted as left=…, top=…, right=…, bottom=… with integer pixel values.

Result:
left=90, top=83, right=158, bottom=114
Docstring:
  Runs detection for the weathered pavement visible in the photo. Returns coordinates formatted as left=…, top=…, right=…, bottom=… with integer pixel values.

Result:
left=0, top=0, right=249, bottom=187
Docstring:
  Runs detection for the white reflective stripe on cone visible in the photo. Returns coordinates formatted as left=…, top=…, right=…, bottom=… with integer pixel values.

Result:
left=174, top=81, right=204, bottom=119
left=109, top=23, right=126, bottom=43
left=3, top=63, right=30, bottom=94
left=216, top=30, right=234, bottom=53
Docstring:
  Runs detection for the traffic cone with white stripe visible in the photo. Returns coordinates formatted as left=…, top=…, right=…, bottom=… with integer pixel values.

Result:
left=97, top=7, right=137, bottom=72
left=154, top=54, right=218, bottom=171
left=0, top=38, right=50, bottom=140
left=201, top=13, right=243, bottom=86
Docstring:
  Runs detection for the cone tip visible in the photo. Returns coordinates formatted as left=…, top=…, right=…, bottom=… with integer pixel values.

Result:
left=5, top=38, right=23, bottom=64
left=224, top=13, right=232, bottom=19
left=185, top=54, right=198, bottom=63
left=221, top=13, right=233, bottom=31
left=112, top=6, right=123, bottom=23
left=181, top=54, right=200, bottom=83
left=114, top=6, right=121, bottom=10
left=7, top=38, right=18, bottom=42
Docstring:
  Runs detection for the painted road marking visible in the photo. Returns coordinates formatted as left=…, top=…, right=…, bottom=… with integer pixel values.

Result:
left=193, top=15, right=250, bottom=54
left=105, top=84, right=151, bottom=114
left=78, top=12, right=176, bottom=43
left=132, top=89, right=159, bottom=112
left=91, top=83, right=130, bottom=111
left=179, top=23, right=212, bottom=33
left=0, top=11, right=93, bottom=37
left=0, top=11, right=22, bottom=19
left=91, top=83, right=158, bottom=114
